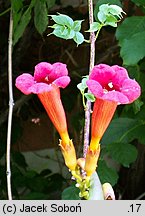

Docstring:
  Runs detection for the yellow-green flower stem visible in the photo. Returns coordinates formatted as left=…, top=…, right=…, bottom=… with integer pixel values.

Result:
left=71, top=168, right=91, bottom=200
left=81, top=91, right=87, bottom=110
left=95, top=24, right=104, bottom=41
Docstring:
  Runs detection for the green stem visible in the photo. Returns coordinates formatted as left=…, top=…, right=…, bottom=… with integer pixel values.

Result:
left=95, top=24, right=104, bottom=40
left=0, top=7, right=11, bottom=16
left=82, top=91, right=86, bottom=110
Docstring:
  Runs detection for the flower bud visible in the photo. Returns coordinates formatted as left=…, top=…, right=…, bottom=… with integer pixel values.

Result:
left=102, top=182, right=115, bottom=200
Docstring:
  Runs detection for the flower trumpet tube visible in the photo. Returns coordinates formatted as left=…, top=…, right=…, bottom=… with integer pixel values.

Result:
left=15, top=62, right=77, bottom=170
left=85, top=64, right=141, bottom=176
left=90, top=98, right=117, bottom=151
left=37, top=85, right=69, bottom=146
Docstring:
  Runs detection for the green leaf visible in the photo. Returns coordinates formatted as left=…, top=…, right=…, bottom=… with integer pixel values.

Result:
left=12, top=0, right=23, bottom=13
left=94, top=0, right=122, bottom=21
left=73, top=20, right=83, bottom=32
left=12, top=152, right=27, bottom=169
left=99, top=4, right=109, bottom=14
left=34, top=0, right=48, bottom=34
left=97, top=10, right=107, bottom=23
left=77, top=83, right=85, bottom=92
left=13, top=8, right=31, bottom=45
left=13, top=10, right=23, bottom=33
left=116, top=17, right=145, bottom=65
left=50, top=14, right=74, bottom=28
left=13, top=0, right=35, bottom=45
left=48, top=13, right=84, bottom=44
left=136, top=104, right=145, bottom=121
left=131, top=0, right=145, bottom=7
left=84, top=93, right=95, bottom=102
left=52, top=25, right=75, bottom=39
left=120, top=31, right=145, bottom=65
left=62, top=185, right=81, bottom=200
left=105, top=14, right=118, bottom=27
left=46, top=0, right=56, bottom=9
left=108, top=5, right=125, bottom=18
left=24, top=170, right=37, bottom=178
left=67, top=29, right=75, bottom=39
left=130, top=125, right=145, bottom=144
left=73, top=32, right=84, bottom=45
left=26, top=176, right=48, bottom=192
left=116, top=16, right=145, bottom=44
left=96, top=3, right=124, bottom=24
left=82, top=77, right=88, bottom=88
left=127, top=65, right=140, bottom=81
left=52, top=25, right=67, bottom=38
left=106, top=142, right=138, bottom=167
left=102, top=118, right=140, bottom=145
left=97, top=160, right=119, bottom=186
left=86, top=22, right=101, bottom=32
left=132, top=99, right=144, bottom=114
left=77, top=77, right=88, bottom=91
left=88, top=172, right=104, bottom=200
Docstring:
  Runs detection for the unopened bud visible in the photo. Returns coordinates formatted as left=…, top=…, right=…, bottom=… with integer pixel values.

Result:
left=102, top=182, right=115, bottom=200
left=77, top=158, right=85, bottom=170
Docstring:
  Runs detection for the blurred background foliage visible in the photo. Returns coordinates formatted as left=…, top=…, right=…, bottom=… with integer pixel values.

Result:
left=0, top=0, right=145, bottom=200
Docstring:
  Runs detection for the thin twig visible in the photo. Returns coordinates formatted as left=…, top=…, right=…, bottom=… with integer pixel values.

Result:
left=135, top=192, right=145, bottom=200
left=83, top=0, right=95, bottom=158
left=6, top=10, right=13, bottom=200
left=0, top=7, right=11, bottom=16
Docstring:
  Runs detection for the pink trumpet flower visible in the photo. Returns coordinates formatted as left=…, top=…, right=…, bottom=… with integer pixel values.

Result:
left=85, top=64, right=141, bottom=176
left=15, top=62, right=77, bottom=170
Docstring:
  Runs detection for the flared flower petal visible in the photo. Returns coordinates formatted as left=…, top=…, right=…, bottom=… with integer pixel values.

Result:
left=89, top=64, right=115, bottom=86
left=16, top=62, right=70, bottom=95
left=87, top=64, right=141, bottom=104
left=86, top=80, right=103, bottom=98
left=34, top=62, right=53, bottom=82
left=101, top=91, right=129, bottom=104
left=15, top=74, right=35, bottom=95
left=111, top=65, right=129, bottom=87
left=53, top=76, right=70, bottom=88
left=121, top=79, right=141, bottom=103
left=52, top=62, right=69, bottom=77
